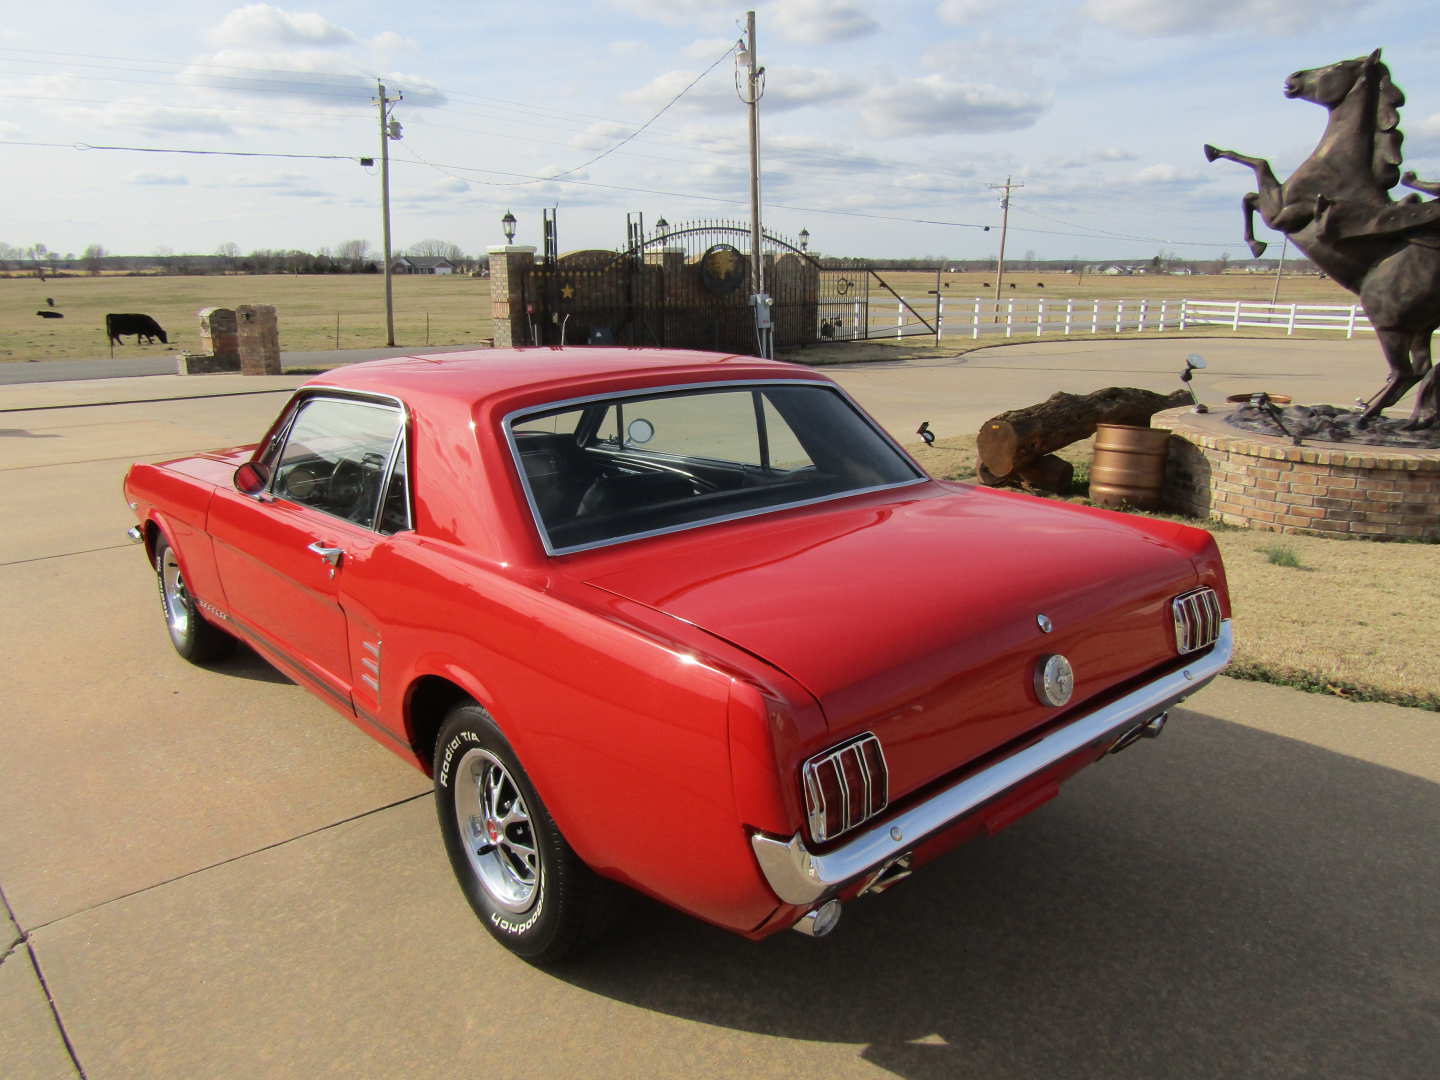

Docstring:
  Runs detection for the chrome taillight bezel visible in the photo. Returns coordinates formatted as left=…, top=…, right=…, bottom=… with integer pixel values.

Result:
left=1173, top=587, right=1223, bottom=654
left=802, top=733, right=889, bottom=844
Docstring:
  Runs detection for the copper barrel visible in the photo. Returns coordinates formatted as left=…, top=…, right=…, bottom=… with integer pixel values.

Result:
left=1090, top=424, right=1171, bottom=510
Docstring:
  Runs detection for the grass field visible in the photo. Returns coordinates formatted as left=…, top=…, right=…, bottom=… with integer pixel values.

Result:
left=0, top=273, right=494, bottom=362
left=1, top=269, right=1360, bottom=363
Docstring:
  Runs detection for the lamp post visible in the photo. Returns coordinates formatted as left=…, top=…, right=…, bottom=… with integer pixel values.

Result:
left=799, top=227, right=809, bottom=253
left=501, top=210, right=517, bottom=245
left=655, top=216, right=669, bottom=244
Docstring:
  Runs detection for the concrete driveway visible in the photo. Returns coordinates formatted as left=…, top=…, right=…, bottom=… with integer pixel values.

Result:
left=2, top=341, right=1435, bottom=1079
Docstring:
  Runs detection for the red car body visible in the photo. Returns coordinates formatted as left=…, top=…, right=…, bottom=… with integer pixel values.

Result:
left=124, top=348, right=1232, bottom=947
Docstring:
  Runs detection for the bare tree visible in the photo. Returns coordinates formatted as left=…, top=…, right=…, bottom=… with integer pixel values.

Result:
left=215, top=242, right=240, bottom=272
left=83, top=244, right=107, bottom=275
left=334, top=239, right=370, bottom=272
left=407, top=238, right=466, bottom=266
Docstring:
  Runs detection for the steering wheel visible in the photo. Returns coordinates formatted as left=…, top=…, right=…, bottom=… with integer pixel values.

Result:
left=327, top=457, right=374, bottom=521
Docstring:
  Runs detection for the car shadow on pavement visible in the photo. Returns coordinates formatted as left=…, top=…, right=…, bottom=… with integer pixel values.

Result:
left=211, top=642, right=293, bottom=686
left=561, top=710, right=1438, bottom=1080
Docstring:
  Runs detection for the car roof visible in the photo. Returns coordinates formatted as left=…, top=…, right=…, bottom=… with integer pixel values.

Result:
left=301, top=347, right=828, bottom=412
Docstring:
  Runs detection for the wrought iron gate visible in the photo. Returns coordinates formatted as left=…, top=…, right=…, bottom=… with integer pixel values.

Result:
left=519, top=219, right=935, bottom=355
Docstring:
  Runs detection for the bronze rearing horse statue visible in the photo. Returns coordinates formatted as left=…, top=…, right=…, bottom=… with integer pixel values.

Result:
left=1205, top=50, right=1440, bottom=429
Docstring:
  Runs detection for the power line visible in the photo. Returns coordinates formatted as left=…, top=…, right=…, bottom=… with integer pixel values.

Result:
left=0, top=138, right=360, bottom=162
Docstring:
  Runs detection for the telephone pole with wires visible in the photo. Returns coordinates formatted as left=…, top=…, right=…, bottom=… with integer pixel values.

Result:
left=989, top=176, right=1022, bottom=306
left=375, top=81, right=403, bottom=347
left=738, top=11, right=772, bottom=359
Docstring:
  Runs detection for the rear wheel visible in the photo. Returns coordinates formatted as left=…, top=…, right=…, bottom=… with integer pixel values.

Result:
left=433, top=703, right=613, bottom=964
left=154, top=535, right=234, bottom=664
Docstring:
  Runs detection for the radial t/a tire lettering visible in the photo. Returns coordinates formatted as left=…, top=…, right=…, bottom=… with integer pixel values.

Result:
left=154, top=534, right=235, bottom=664
left=433, top=702, right=612, bottom=964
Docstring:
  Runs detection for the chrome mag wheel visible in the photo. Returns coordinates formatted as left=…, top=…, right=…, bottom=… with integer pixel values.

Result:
left=160, top=545, right=193, bottom=643
left=454, top=747, right=541, bottom=912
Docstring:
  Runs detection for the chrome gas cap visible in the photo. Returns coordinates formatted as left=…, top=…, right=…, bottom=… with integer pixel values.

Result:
left=1035, top=654, right=1075, bottom=707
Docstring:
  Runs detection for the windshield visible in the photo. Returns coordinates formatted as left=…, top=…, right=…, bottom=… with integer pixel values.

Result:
left=507, top=382, right=923, bottom=553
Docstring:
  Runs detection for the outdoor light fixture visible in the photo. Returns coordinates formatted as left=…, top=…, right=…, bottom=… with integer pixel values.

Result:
left=799, top=227, right=810, bottom=252
left=501, top=210, right=517, bottom=244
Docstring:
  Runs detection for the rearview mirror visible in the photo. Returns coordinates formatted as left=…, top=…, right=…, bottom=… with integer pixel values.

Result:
left=234, top=461, right=271, bottom=496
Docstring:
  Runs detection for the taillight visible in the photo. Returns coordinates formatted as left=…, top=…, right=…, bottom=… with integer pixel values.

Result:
left=801, top=734, right=889, bottom=843
left=1173, top=587, right=1222, bottom=654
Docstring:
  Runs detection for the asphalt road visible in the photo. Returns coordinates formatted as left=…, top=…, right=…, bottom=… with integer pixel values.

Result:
left=1, top=346, right=1435, bottom=1079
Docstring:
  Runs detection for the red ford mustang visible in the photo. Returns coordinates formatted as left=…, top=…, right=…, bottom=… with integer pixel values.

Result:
left=124, top=348, right=1231, bottom=963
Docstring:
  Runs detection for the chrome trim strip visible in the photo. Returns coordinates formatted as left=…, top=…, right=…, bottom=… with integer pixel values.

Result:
left=500, top=379, right=928, bottom=557
left=751, top=620, right=1234, bottom=906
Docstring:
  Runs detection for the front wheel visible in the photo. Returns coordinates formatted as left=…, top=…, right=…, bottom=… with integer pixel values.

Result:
left=154, top=534, right=234, bottom=664
left=433, top=703, right=613, bottom=964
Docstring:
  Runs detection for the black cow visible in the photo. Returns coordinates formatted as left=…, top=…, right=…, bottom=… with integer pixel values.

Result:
left=106, top=313, right=168, bottom=345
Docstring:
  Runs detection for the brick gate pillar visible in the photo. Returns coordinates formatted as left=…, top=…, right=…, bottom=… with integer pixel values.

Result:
left=487, top=245, right=536, bottom=347
left=236, top=305, right=281, bottom=375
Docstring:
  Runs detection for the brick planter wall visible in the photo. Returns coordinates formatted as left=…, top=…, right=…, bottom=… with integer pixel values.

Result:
left=1159, top=407, right=1440, bottom=540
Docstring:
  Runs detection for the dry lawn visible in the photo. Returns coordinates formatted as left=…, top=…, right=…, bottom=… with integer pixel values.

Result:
left=907, top=433, right=1440, bottom=708
left=0, top=273, right=494, bottom=362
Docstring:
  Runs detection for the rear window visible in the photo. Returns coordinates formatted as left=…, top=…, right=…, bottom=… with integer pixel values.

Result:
left=507, top=382, right=922, bottom=553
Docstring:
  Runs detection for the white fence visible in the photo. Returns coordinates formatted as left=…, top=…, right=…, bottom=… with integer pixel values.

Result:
left=869, top=297, right=1376, bottom=342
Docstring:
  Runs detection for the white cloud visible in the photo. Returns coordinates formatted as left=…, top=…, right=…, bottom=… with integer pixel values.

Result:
left=178, top=52, right=445, bottom=108
left=372, top=31, right=419, bottom=54
left=861, top=76, right=1049, bottom=136
left=1082, top=0, right=1365, bottom=37
left=128, top=171, right=188, bottom=186
left=210, top=4, right=355, bottom=48
left=609, top=40, right=645, bottom=56
left=608, top=0, right=729, bottom=27
left=1053, top=146, right=1138, bottom=169
left=936, top=0, right=987, bottom=24
left=625, top=65, right=861, bottom=115
left=1136, top=163, right=1206, bottom=185
left=683, top=37, right=735, bottom=60
left=100, top=104, right=235, bottom=136
left=771, top=0, right=878, bottom=43
left=1405, top=112, right=1440, bottom=155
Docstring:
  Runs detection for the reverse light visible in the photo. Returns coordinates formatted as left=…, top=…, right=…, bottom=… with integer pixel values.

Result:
left=802, top=734, right=889, bottom=844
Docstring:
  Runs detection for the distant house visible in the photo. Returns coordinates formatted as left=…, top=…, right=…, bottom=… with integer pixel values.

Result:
left=392, top=256, right=456, bottom=275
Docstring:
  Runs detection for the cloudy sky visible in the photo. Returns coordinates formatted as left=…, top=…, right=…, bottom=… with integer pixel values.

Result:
left=3, top=0, right=1439, bottom=261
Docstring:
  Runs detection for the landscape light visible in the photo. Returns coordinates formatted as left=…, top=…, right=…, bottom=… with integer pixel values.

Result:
left=501, top=210, right=517, bottom=244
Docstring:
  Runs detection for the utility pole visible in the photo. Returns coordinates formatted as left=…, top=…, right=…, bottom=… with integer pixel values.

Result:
left=989, top=176, right=1022, bottom=306
left=1270, top=233, right=1289, bottom=305
left=740, top=10, right=771, bottom=358
left=375, top=81, right=403, bottom=347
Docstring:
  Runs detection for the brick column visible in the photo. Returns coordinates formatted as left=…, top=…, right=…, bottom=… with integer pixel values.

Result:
left=487, top=245, right=536, bottom=348
left=236, top=305, right=281, bottom=375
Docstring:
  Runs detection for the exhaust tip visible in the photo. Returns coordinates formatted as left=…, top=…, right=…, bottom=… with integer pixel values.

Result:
left=792, top=899, right=842, bottom=938
left=1141, top=712, right=1168, bottom=738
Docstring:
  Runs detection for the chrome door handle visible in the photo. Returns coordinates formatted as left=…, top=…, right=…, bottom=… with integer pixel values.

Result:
left=306, top=541, right=344, bottom=569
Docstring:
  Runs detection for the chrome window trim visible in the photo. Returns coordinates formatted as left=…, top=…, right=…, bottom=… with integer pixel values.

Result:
left=751, top=620, right=1234, bottom=906
left=501, top=379, right=928, bottom=557
left=262, top=388, right=413, bottom=535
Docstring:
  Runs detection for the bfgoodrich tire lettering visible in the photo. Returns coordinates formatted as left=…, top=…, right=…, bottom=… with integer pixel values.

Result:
left=154, top=534, right=235, bottom=664
left=433, top=703, right=612, bottom=964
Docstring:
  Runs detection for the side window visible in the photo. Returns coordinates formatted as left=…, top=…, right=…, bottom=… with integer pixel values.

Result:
left=271, top=398, right=403, bottom=530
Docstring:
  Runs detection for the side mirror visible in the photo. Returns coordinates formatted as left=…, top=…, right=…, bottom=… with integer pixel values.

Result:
left=234, top=461, right=271, bottom=496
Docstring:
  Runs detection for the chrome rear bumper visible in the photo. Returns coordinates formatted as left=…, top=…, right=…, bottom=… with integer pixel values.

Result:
left=751, top=620, right=1234, bottom=906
